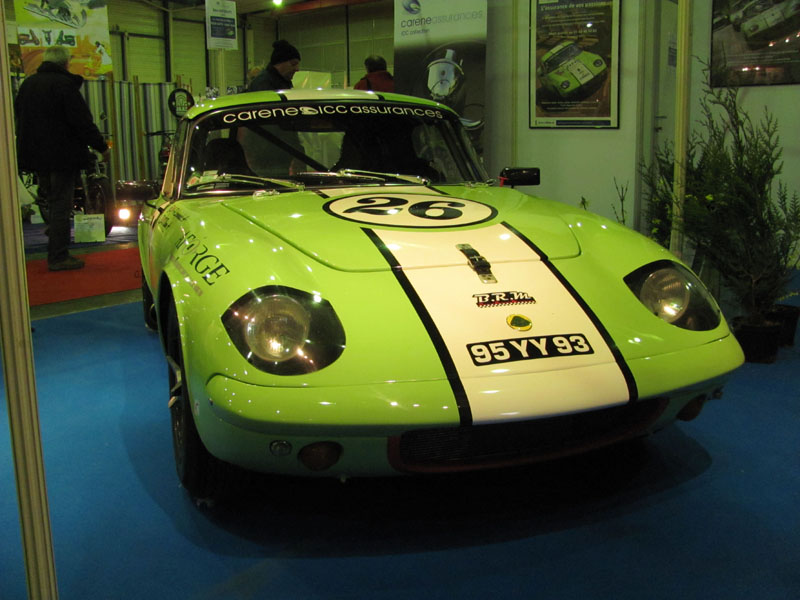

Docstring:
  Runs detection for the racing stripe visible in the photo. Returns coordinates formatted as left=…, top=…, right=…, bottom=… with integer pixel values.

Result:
left=363, top=229, right=473, bottom=426
left=366, top=223, right=634, bottom=425
left=505, top=222, right=638, bottom=402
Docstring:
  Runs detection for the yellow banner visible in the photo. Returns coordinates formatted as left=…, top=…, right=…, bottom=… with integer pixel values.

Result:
left=14, top=0, right=112, bottom=79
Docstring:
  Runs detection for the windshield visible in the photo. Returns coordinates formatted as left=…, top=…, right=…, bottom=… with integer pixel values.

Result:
left=743, top=0, right=776, bottom=18
left=542, top=43, right=583, bottom=73
left=178, top=100, right=488, bottom=196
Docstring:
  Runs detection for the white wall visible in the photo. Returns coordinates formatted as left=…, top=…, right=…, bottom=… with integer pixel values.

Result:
left=484, top=0, right=644, bottom=224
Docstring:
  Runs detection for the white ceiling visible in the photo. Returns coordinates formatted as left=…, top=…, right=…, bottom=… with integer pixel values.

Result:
left=168, top=1, right=323, bottom=16
left=166, top=0, right=377, bottom=17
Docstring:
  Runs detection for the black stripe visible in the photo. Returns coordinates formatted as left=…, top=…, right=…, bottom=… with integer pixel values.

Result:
left=363, top=228, right=473, bottom=426
left=502, top=222, right=639, bottom=402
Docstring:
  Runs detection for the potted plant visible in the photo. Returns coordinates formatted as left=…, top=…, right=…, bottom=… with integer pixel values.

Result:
left=642, top=75, right=800, bottom=362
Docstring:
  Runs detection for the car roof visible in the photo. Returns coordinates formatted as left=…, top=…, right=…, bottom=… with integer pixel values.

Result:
left=183, top=88, right=453, bottom=120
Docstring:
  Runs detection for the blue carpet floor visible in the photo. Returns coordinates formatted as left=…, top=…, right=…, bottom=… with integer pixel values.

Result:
left=2, top=301, right=799, bottom=600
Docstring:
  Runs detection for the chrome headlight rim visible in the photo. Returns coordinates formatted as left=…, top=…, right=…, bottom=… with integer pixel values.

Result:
left=624, top=260, right=721, bottom=331
left=222, top=285, right=345, bottom=375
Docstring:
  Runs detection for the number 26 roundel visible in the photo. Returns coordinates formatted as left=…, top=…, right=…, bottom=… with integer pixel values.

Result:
left=324, top=194, right=497, bottom=228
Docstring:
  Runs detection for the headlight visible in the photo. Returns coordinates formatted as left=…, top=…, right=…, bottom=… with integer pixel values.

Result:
left=624, top=261, right=721, bottom=331
left=593, top=58, right=604, bottom=68
left=560, top=80, right=571, bottom=89
left=222, top=286, right=345, bottom=375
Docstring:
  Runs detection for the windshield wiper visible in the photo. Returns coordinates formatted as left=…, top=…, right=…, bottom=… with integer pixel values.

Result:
left=185, top=173, right=302, bottom=191
left=337, top=169, right=430, bottom=185
left=289, top=171, right=387, bottom=183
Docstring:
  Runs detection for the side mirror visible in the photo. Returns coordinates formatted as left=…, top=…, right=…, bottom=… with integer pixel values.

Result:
left=498, top=167, right=540, bottom=188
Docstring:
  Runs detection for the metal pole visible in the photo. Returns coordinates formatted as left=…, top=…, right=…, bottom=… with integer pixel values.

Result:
left=0, top=5, right=59, bottom=599
left=670, top=0, right=692, bottom=259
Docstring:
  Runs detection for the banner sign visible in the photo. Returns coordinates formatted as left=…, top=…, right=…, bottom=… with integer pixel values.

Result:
left=15, top=0, right=113, bottom=79
left=530, top=0, right=620, bottom=128
left=393, top=0, right=488, bottom=153
left=206, top=0, right=238, bottom=51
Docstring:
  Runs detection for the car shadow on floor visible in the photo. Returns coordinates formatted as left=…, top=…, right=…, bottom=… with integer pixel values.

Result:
left=180, top=426, right=711, bottom=557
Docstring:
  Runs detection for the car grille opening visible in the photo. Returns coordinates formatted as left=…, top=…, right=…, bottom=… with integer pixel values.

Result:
left=388, top=398, right=669, bottom=473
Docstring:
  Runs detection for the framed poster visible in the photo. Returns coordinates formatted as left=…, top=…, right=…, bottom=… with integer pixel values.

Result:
left=710, top=0, right=800, bottom=87
left=530, top=0, right=620, bottom=128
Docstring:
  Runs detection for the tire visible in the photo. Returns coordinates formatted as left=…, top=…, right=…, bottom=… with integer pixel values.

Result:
left=165, top=301, right=226, bottom=502
left=142, top=279, right=157, bottom=331
left=85, top=176, right=114, bottom=235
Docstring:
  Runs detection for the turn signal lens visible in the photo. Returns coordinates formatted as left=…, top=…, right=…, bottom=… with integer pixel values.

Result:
left=298, top=442, right=342, bottom=471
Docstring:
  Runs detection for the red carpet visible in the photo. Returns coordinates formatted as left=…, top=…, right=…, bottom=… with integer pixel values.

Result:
left=26, top=247, right=142, bottom=306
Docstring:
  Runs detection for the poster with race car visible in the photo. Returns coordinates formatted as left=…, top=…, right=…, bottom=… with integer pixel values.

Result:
left=393, top=0, right=487, bottom=154
left=14, top=0, right=112, bottom=79
left=530, top=0, right=620, bottom=128
left=710, top=0, right=800, bottom=87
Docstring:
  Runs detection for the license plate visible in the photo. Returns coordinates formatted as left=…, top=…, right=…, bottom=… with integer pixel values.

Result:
left=467, top=333, right=594, bottom=366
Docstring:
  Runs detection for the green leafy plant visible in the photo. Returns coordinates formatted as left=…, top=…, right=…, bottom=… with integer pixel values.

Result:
left=668, top=77, right=800, bottom=325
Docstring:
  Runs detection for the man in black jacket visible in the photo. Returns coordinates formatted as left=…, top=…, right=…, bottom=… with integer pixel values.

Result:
left=243, top=40, right=303, bottom=176
left=15, top=45, right=108, bottom=271
left=248, top=39, right=301, bottom=92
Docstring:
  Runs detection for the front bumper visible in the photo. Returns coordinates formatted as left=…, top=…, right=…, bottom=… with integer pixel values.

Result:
left=194, top=334, right=742, bottom=477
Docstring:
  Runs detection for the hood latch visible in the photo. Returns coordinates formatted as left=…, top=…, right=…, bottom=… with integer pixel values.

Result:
left=457, top=244, right=497, bottom=284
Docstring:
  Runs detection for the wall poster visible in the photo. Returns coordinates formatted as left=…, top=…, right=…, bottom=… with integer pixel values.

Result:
left=710, top=0, right=800, bottom=87
left=530, top=0, right=620, bottom=128
left=14, top=0, right=112, bottom=80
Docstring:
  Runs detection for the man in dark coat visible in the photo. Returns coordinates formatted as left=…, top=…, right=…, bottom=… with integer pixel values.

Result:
left=354, top=55, right=394, bottom=92
left=244, top=40, right=303, bottom=176
left=248, top=39, right=301, bottom=92
left=15, top=45, right=108, bottom=270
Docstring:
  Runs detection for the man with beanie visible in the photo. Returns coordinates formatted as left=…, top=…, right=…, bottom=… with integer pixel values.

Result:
left=242, top=39, right=304, bottom=176
left=354, top=55, right=394, bottom=92
left=249, top=39, right=301, bottom=91
left=15, top=45, right=109, bottom=271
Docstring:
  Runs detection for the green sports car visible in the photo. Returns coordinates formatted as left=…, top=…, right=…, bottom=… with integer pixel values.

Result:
left=741, top=0, right=800, bottom=46
left=537, top=40, right=608, bottom=100
left=138, top=89, right=743, bottom=500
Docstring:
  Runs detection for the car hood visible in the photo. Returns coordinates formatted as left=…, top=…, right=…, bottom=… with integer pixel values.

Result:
left=555, top=56, right=604, bottom=82
left=219, top=185, right=581, bottom=271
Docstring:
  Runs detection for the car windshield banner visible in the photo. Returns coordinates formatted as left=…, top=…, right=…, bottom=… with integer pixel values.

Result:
left=530, top=0, right=620, bottom=128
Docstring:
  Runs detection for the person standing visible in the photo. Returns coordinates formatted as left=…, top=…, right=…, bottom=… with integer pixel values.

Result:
left=15, top=45, right=108, bottom=271
left=353, top=55, right=394, bottom=92
left=243, top=39, right=303, bottom=176
left=248, top=39, right=301, bottom=91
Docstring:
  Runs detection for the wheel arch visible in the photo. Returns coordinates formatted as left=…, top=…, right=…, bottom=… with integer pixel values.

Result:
left=156, top=270, right=177, bottom=352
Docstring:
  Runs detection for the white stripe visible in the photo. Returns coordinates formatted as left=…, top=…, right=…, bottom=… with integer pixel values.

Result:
left=374, top=224, right=630, bottom=424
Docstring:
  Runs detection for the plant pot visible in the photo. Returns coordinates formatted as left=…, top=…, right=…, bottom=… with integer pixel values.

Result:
left=766, top=304, right=800, bottom=346
left=732, top=319, right=781, bottom=364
